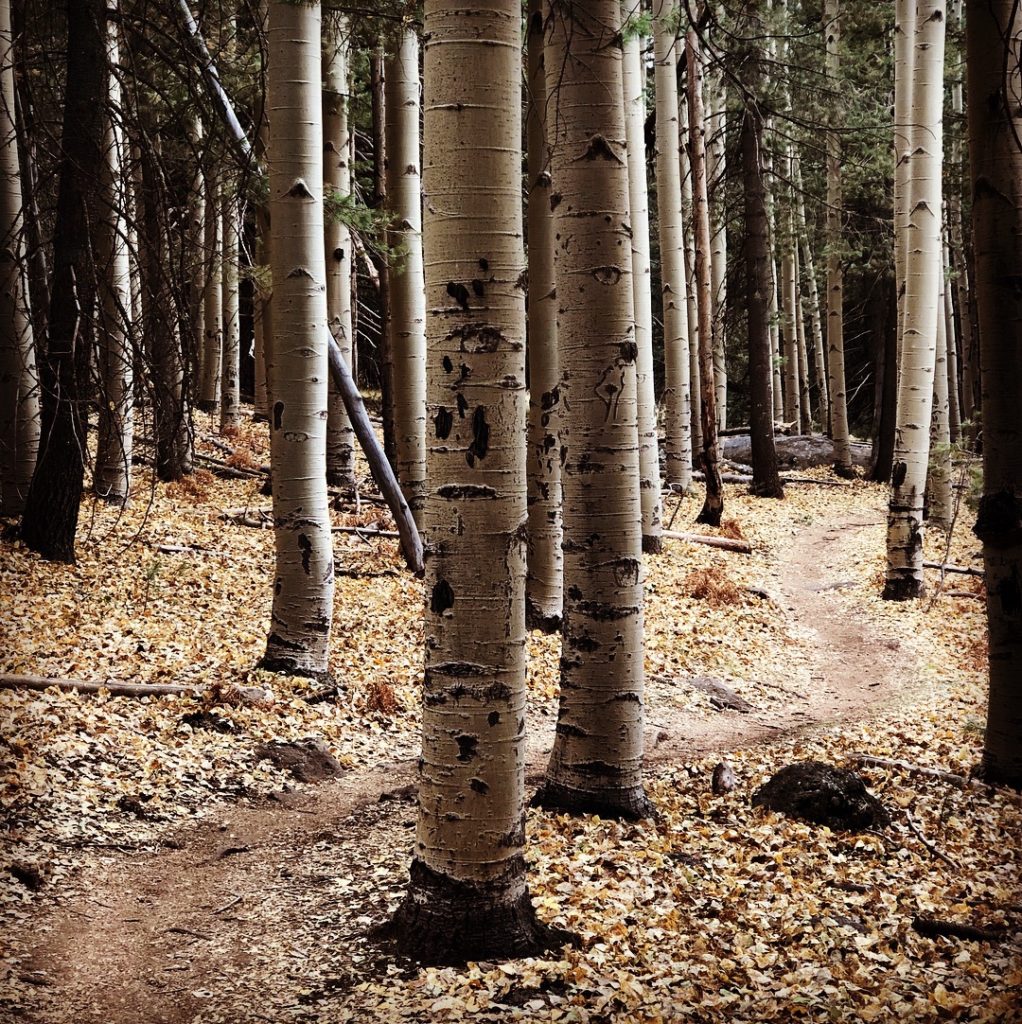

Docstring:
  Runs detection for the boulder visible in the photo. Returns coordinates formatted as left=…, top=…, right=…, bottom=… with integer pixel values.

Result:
left=751, top=760, right=889, bottom=830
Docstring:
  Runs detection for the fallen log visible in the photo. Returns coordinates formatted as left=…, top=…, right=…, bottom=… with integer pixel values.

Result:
left=911, top=916, right=1008, bottom=943
left=0, top=672, right=195, bottom=698
left=662, top=530, right=752, bottom=553
left=194, top=453, right=264, bottom=479
left=923, top=560, right=984, bottom=578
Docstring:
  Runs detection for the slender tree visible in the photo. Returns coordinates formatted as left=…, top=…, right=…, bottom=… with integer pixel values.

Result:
left=0, top=0, right=37, bottom=517
left=525, top=0, right=563, bottom=629
left=654, top=0, right=692, bottom=496
left=928, top=266, right=952, bottom=531
left=707, top=65, right=728, bottom=431
left=388, top=0, right=558, bottom=963
left=893, top=0, right=916, bottom=370
left=199, top=172, right=222, bottom=412
left=942, top=222, right=961, bottom=442
left=966, top=0, right=1022, bottom=786
left=220, top=188, right=241, bottom=430
left=687, top=26, right=724, bottom=526
left=534, top=0, right=653, bottom=820
left=261, top=0, right=334, bottom=676
left=386, top=23, right=427, bottom=527
left=679, top=96, right=703, bottom=460
left=884, top=0, right=946, bottom=600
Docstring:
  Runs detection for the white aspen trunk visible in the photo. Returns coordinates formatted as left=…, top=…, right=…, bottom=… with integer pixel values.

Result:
left=967, top=0, right=1022, bottom=786
left=220, top=188, right=241, bottom=429
left=678, top=96, right=703, bottom=458
left=942, top=222, right=961, bottom=442
left=390, top=0, right=555, bottom=964
left=0, top=0, right=37, bottom=516
left=385, top=25, right=427, bottom=527
left=780, top=196, right=800, bottom=426
left=262, top=0, right=334, bottom=676
left=707, top=67, right=727, bottom=431
left=763, top=4, right=784, bottom=423
left=200, top=172, right=222, bottom=411
left=927, top=267, right=952, bottom=530
left=825, top=0, right=852, bottom=474
left=93, top=0, right=133, bottom=504
left=894, top=0, right=917, bottom=372
left=884, top=0, right=946, bottom=600
left=323, top=16, right=356, bottom=488
left=186, top=117, right=206, bottom=412
left=253, top=0, right=270, bottom=420
left=795, top=260, right=813, bottom=433
left=653, top=0, right=692, bottom=495
left=525, top=0, right=563, bottom=629
left=687, top=27, right=724, bottom=524
left=536, top=0, right=652, bottom=820
left=793, top=154, right=829, bottom=431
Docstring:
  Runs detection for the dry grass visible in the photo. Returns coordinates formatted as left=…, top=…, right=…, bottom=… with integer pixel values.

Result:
left=680, top=564, right=744, bottom=606
left=364, top=679, right=401, bottom=715
left=164, top=468, right=215, bottom=501
left=719, top=517, right=746, bottom=540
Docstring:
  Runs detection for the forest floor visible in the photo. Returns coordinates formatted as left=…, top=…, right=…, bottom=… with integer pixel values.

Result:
left=1, top=416, right=1020, bottom=1024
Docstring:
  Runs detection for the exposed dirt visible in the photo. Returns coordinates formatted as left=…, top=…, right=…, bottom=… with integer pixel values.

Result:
left=12, top=513, right=918, bottom=1024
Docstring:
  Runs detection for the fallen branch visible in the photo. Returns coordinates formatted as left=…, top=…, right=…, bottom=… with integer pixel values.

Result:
left=944, top=590, right=984, bottom=599
left=903, top=809, right=960, bottom=869
left=911, top=916, right=1007, bottom=943
left=156, top=544, right=231, bottom=557
left=852, top=754, right=969, bottom=789
left=331, top=525, right=400, bottom=539
left=194, top=453, right=265, bottom=479
left=923, top=560, right=984, bottom=577
left=0, top=672, right=195, bottom=698
left=662, top=530, right=753, bottom=553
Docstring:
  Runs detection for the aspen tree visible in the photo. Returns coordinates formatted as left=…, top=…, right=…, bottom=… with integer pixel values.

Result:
left=966, top=0, right=1022, bottom=786
left=253, top=0, right=271, bottom=419
left=220, top=189, right=241, bottom=430
left=942, top=224, right=961, bottom=442
left=679, top=97, right=703, bottom=459
left=261, top=0, right=334, bottom=676
left=780, top=197, right=800, bottom=427
left=324, top=15, right=355, bottom=488
left=824, top=0, right=852, bottom=475
left=385, top=23, right=427, bottom=527
left=884, top=0, right=946, bottom=600
left=763, top=0, right=784, bottom=423
left=525, top=0, right=563, bottom=629
left=928, top=268, right=952, bottom=531
left=893, top=0, right=916, bottom=370
left=654, top=0, right=692, bottom=496
left=93, top=0, right=133, bottom=504
left=535, top=0, right=653, bottom=819
left=795, top=257, right=812, bottom=433
left=687, top=28, right=724, bottom=525
left=707, top=67, right=728, bottom=431
left=389, top=0, right=557, bottom=963
left=185, top=117, right=206, bottom=414
left=199, top=173, right=223, bottom=412
left=0, top=0, right=37, bottom=516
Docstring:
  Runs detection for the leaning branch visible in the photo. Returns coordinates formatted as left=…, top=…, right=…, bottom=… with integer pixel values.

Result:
left=0, top=672, right=195, bottom=698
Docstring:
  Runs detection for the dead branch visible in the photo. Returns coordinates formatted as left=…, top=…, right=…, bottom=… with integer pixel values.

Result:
left=944, top=590, right=984, bottom=599
left=662, top=530, right=753, bottom=553
left=0, top=672, right=195, bottom=698
left=903, top=809, right=960, bottom=869
left=156, top=544, right=231, bottom=557
left=331, top=526, right=400, bottom=539
left=911, top=916, right=1008, bottom=942
left=923, top=560, right=984, bottom=577
left=853, top=754, right=969, bottom=789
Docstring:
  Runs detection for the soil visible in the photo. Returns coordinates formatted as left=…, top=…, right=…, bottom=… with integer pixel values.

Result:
left=11, top=513, right=915, bottom=1024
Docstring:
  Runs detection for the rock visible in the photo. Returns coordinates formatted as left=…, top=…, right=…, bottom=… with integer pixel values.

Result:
left=722, top=434, right=872, bottom=470
left=684, top=675, right=754, bottom=713
left=711, top=761, right=736, bottom=795
left=751, top=760, right=889, bottom=831
left=8, top=861, right=45, bottom=891
left=254, top=737, right=344, bottom=783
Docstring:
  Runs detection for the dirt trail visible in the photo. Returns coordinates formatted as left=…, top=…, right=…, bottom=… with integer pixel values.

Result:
left=14, top=513, right=906, bottom=1024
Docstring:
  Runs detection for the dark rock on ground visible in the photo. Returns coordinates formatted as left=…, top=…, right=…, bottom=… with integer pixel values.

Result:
left=254, top=737, right=344, bottom=783
left=722, top=434, right=872, bottom=470
left=685, top=675, right=754, bottom=713
left=751, top=760, right=889, bottom=830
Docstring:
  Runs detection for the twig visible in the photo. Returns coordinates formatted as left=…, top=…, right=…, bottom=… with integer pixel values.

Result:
left=165, top=926, right=211, bottom=941
left=213, top=894, right=243, bottom=915
left=903, top=809, right=960, bottom=869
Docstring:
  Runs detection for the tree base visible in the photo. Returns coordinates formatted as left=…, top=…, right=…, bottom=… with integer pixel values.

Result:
left=197, top=400, right=217, bottom=414
left=642, top=533, right=663, bottom=555
left=376, top=859, right=576, bottom=966
left=257, top=654, right=333, bottom=684
left=977, top=758, right=1022, bottom=792
left=749, top=479, right=785, bottom=499
left=882, top=575, right=925, bottom=601
left=532, top=777, right=654, bottom=820
left=696, top=499, right=723, bottom=527
left=833, top=461, right=858, bottom=480
left=525, top=599, right=562, bottom=634
left=326, top=471, right=357, bottom=490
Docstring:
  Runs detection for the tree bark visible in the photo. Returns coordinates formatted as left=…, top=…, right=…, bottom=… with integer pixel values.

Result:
left=261, top=0, right=334, bottom=678
left=535, top=0, right=653, bottom=820
left=654, top=0, right=693, bottom=496
left=19, top=0, right=106, bottom=561
left=884, top=0, right=945, bottom=600
left=927, top=264, right=952, bottom=530
left=678, top=96, right=703, bottom=461
left=966, top=0, right=1022, bottom=787
left=686, top=27, right=724, bottom=526
left=385, top=25, right=427, bottom=528
left=220, top=187, right=241, bottom=429
left=388, top=0, right=555, bottom=964
left=525, top=0, right=563, bottom=629
left=199, top=171, right=223, bottom=412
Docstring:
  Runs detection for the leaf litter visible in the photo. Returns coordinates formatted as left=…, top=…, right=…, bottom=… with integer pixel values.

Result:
left=0, top=426, right=1018, bottom=1023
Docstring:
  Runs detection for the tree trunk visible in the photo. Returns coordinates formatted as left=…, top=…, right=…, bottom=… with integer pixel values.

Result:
left=687, top=28, right=724, bottom=526
left=525, top=0, right=563, bottom=630
left=824, top=0, right=853, bottom=476
left=893, top=0, right=916, bottom=372
left=739, top=21, right=783, bottom=500
left=868, top=277, right=897, bottom=483
left=388, top=0, right=554, bottom=964
left=385, top=25, right=427, bottom=528
left=323, top=16, right=356, bottom=489
left=200, top=172, right=222, bottom=411
left=966, top=0, right=1022, bottom=787
left=654, top=0, right=693, bottom=497
left=0, top=0, right=38, bottom=517
left=253, top=0, right=270, bottom=421
left=19, top=0, right=106, bottom=561
left=943, top=224, right=962, bottom=443
left=220, top=187, right=241, bottom=429
left=780, top=201, right=800, bottom=427
left=884, top=0, right=945, bottom=601
left=93, top=0, right=133, bottom=505
left=261, top=0, right=334, bottom=677
left=927, top=266, right=952, bottom=530
left=678, top=96, right=703, bottom=460
left=534, top=0, right=653, bottom=820
left=708, top=67, right=728, bottom=432
left=795, top=254, right=813, bottom=433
